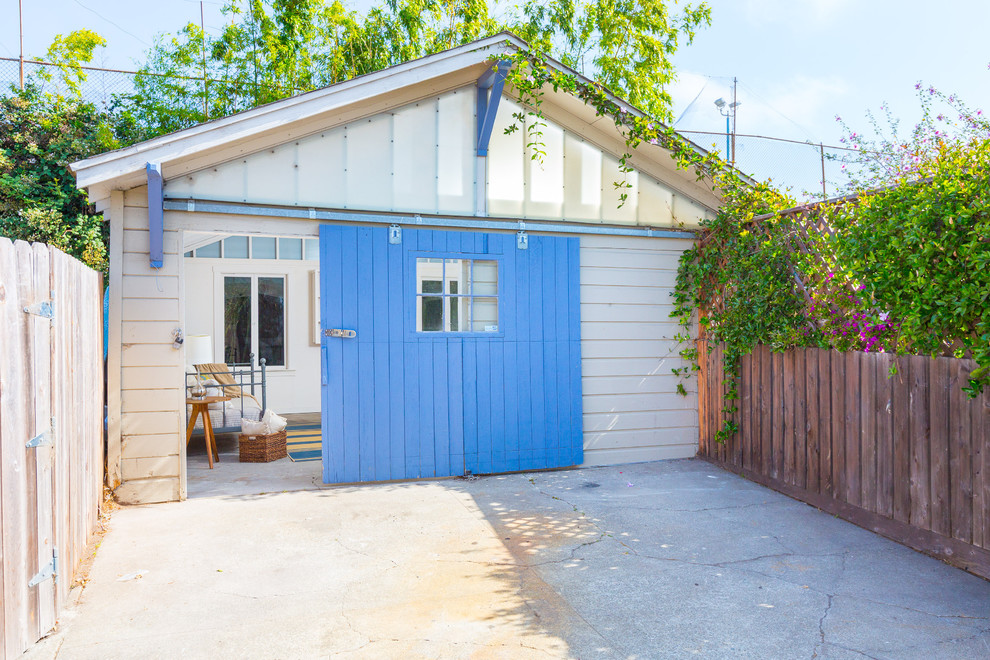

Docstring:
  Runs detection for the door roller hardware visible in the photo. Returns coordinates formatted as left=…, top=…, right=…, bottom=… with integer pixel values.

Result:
left=323, top=328, right=357, bottom=338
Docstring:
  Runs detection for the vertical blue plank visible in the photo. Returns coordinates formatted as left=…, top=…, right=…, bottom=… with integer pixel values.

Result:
left=476, top=340, right=493, bottom=474
left=321, top=226, right=346, bottom=483
left=529, top=340, right=546, bottom=469
left=489, top=340, right=506, bottom=471
left=356, top=228, right=376, bottom=481
left=529, top=237, right=544, bottom=342
left=403, top=344, right=420, bottom=478
left=462, top=336, right=478, bottom=473
left=542, top=239, right=560, bottom=469
left=372, top=228, right=389, bottom=344
left=500, top=236, right=519, bottom=471
left=502, top=340, right=520, bottom=471
left=373, top=341, right=390, bottom=479
left=371, top=228, right=390, bottom=479
left=514, top=238, right=532, bottom=468
left=448, top=338, right=464, bottom=475
left=356, top=227, right=375, bottom=344
left=388, top=239, right=405, bottom=479
left=433, top=340, right=450, bottom=476
left=568, top=238, right=584, bottom=465
left=418, top=341, right=436, bottom=477
left=340, top=227, right=361, bottom=482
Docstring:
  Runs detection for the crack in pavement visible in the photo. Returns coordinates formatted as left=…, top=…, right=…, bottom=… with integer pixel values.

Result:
left=811, top=594, right=834, bottom=659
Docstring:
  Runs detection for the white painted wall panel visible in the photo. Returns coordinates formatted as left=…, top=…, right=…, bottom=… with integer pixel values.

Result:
left=487, top=98, right=525, bottom=217
left=346, top=114, right=393, bottom=210
left=167, top=89, right=477, bottom=216
left=563, top=135, right=601, bottom=221
left=437, top=90, right=474, bottom=214
left=296, top=130, right=346, bottom=208
left=246, top=143, right=298, bottom=205
left=393, top=100, right=439, bottom=212
left=486, top=97, right=702, bottom=227
left=579, top=235, right=699, bottom=466
left=672, top=193, right=708, bottom=227
left=639, top=176, right=675, bottom=226
left=601, top=154, right=638, bottom=225
left=526, top=123, right=564, bottom=218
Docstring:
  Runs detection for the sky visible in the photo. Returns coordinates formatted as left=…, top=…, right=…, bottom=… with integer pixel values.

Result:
left=2, top=0, right=988, bottom=196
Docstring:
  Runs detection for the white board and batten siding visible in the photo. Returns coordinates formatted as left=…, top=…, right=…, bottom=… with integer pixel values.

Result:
left=164, top=88, right=711, bottom=230
left=165, top=90, right=477, bottom=217
left=579, top=235, right=699, bottom=466
left=111, top=187, right=186, bottom=504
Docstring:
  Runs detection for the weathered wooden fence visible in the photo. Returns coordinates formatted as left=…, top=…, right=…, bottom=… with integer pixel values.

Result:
left=0, top=239, right=104, bottom=658
left=699, top=342, right=990, bottom=580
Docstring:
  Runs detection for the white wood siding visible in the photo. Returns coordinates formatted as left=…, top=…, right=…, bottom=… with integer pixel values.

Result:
left=579, top=235, right=699, bottom=466
left=112, top=187, right=185, bottom=504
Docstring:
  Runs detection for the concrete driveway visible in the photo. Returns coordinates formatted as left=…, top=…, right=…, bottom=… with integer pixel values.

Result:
left=35, top=460, right=990, bottom=659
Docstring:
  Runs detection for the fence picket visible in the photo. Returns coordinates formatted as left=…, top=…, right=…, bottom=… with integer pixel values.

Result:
left=782, top=350, right=795, bottom=485
left=909, top=355, right=932, bottom=530
left=929, top=358, right=951, bottom=537
left=860, top=350, right=877, bottom=513
left=818, top=350, right=832, bottom=497
left=875, top=353, right=894, bottom=518
left=950, top=360, right=973, bottom=544
left=794, top=349, right=807, bottom=490
left=891, top=357, right=912, bottom=523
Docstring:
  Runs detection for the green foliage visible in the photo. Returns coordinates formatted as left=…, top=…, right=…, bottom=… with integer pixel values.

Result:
left=670, top=90, right=990, bottom=442
left=35, top=29, right=108, bottom=98
left=0, top=31, right=135, bottom=272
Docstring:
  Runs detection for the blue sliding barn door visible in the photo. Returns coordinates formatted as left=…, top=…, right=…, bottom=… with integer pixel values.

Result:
left=320, top=225, right=582, bottom=484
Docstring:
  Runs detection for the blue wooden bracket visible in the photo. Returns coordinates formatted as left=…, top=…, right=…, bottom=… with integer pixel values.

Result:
left=146, top=162, right=164, bottom=269
left=476, top=60, right=510, bottom=157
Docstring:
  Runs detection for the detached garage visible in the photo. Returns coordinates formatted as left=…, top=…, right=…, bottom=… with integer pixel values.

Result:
left=72, top=33, right=718, bottom=504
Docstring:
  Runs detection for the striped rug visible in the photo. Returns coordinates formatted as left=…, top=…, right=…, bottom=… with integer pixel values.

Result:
left=285, top=423, right=322, bottom=462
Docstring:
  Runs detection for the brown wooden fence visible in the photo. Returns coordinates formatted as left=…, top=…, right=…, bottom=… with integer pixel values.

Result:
left=699, top=341, right=990, bottom=580
left=0, top=238, right=104, bottom=659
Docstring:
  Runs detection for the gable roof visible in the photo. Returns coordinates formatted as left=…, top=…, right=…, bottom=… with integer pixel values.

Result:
left=72, top=31, right=720, bottom=209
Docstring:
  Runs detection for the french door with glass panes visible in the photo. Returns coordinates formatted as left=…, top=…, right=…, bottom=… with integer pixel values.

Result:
left=219, top=274, right=286, bottom=368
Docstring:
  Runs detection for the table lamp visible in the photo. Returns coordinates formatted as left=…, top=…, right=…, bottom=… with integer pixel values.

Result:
left=186, top=335, right=213, bottom=398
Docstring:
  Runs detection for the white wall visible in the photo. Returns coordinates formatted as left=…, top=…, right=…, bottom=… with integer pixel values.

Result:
left=579, top=235, right=699, bottom=465
left=112, top=188, right=186, bottom=504
left=488, top=99, right=711, bottom=228
left=165, top=89, right=476, bottom=216
left=183, top=256, right=322, bottom=414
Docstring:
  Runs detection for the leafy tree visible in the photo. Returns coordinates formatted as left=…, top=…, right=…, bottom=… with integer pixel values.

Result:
left=0, top=31, right=135, bottom=271
left=122, top=0, right=711, bottom=137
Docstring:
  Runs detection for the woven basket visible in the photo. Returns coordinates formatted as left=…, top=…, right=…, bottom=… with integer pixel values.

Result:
left=238, top=429, right=287, bottom=463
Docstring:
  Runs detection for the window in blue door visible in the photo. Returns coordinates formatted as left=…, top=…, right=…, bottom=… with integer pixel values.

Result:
left=415, top=257, right=499, bottom=333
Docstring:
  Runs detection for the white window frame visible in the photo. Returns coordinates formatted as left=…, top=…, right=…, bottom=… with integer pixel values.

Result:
left=212, top=267, right=289, bottom=370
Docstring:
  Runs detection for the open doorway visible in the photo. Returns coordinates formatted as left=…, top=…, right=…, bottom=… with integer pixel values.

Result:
left=181, top=230, right=324, bottom=497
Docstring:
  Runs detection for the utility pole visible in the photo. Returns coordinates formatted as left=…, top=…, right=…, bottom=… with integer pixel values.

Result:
left=200, top=1, right=209, bottom=118
left=18, top=0, right=25, bottom=90
left=820, top=143, right=827, bottom=199
left=714, top=82, right=740, bottom=165
left=731, top=77, right=738, bottom=166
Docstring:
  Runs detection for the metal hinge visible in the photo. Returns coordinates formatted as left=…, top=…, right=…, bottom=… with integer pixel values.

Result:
left=29, top=549, right=58, bottom=587
left=23, top=300, right=53, bottom=319
left=26, top=418, right=55, bottom=448
left=323, top=328, right=357, bottom=339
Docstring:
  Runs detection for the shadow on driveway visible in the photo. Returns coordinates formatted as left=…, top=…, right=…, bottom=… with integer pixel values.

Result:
left=35, top=459, right=990, bottom=659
